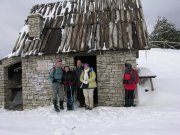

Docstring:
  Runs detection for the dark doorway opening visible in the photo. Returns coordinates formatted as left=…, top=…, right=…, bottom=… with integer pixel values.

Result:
left=74, top=56, right=98, bottom=106
left=5, top=62, right=23, bottom=110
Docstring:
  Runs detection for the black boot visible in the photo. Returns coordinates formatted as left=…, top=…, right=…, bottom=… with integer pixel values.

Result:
left=53, top=100, right=60, bottom=112
left=60, top=101, right=64, bottom=110
left=130, top=99, right=136, bottom=107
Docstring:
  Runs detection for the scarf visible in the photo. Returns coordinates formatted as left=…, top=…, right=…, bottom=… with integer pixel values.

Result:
left=84, top=68, right=90, bottom=81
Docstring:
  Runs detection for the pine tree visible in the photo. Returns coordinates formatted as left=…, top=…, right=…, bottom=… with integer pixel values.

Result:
left=150, top=16, right=180, bottom=42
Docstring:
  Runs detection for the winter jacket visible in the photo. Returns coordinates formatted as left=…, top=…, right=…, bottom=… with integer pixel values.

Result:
left=63, top=71, right=76, bottom=86
left=80, top=68, right=97, bottom=89
left=123, top=63, right=137, bottom=90
left=74, top=66, right=83, bottom=86
left=48, top=67, right=63, bottom=83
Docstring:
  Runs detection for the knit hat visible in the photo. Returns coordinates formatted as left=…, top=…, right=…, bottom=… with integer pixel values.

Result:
left=84, top=63, right=89, bottom=68
left=125, top=63, right=132, bottom=69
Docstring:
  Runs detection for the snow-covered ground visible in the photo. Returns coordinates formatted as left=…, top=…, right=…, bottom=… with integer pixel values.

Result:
left=0, top=48, right=180, bottom=135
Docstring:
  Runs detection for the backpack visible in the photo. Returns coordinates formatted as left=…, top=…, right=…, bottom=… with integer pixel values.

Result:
left=132, top=69, right=139, bottom=84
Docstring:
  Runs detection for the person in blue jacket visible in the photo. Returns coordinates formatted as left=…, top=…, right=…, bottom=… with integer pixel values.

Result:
left=48, top=58, right=64, bottom=112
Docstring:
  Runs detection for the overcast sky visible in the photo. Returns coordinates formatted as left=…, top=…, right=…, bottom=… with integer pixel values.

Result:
left=0, top=0, right=180, bottom=58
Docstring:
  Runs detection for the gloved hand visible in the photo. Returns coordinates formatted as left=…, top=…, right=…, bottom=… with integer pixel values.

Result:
left=83, top=80, right=88, bottom=84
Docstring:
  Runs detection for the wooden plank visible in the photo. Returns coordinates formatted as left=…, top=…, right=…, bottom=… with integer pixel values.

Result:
left=131, top=22, right=140, bottom=49
left=80, top=25, right=87, bottom=51
left=64, top=26, right=73, bottom=51
left=95, top=0, right=100, bottom=12
left=12, top=36, right=20, bottom=53
left=58, top=26, right=68, bottom=52
left=112, top=23, right=118, bottom=49
left=96, top=24, right=100, bottom=50
left=127, top=22, right=133, bottom=49
left=31, top=39, right=39, bottom=53
left=89, top=1, right=95, bottom=12
left=53, top=16, right=60, bottom=28
left=56, top=16, right=64, bottom=27
left=117, top=21, right=123, bottom=49
left=86, top=25, right=92, bottom=50
left=81, top=0, right=85, bottom=13
left=67, top=14, right=72, bottom=26
left=76, top=25, right=83, bottom=51
left=56, top=3, right=62, bottom=15
left=135, top=21, right=144, bottom=49
left=23, top=39, right=31, bottom=54
left=27, top=40, right=35, bottom=55
left=53, top=2, right=60, bottom=16
left=85, top=0, right=90, bottom=13
left=36, top=31, right=46, bottom=53
left=121, top=22, right=128, bottom=49
left=42, top=4, right=47, bottom=16
left=104, top=23, right=109, bottom=49
left=91, top=24, right=97, bottom=49
left=18, top=34, right=29, bottom=55
left=15, top=32, right=26, bottom=51
left=61, top=14, right=68, bottom=27
left=70, top=25, right=78, bottom=50
left=109, top=22, right=113, bottom=49
left=100, top=23, right=105, bottom=49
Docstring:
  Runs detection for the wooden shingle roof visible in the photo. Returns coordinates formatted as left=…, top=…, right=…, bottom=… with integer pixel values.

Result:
left=12, top=0, right=149, bottom=56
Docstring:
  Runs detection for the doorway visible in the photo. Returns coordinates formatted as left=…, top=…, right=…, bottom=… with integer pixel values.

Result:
left=5, top=62, right=23, bottom=110
left=74, top=56, right=98, bottom=106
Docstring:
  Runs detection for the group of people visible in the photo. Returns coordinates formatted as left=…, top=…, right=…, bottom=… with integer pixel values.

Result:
left=48, top=57, right=139, bottom=112
left=48, top=58, right=97, bottom=112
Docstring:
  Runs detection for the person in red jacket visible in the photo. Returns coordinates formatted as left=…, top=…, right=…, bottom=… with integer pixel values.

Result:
left=123, top=63, right=139, bottom=107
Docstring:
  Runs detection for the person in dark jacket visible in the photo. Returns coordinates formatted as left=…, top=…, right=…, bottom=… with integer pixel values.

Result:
left=63, top=66, right=76, bottom=110
left=74, top=60, right=85, bottom=107
left=48, top=58, right=64, bottom=112
left=123, top=63, right=138, bottom=107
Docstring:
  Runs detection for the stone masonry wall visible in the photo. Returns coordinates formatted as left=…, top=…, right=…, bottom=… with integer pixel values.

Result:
left=22, top=54, right=74, bottom=109
left=27, top=14, right=44, bottom=39
left=0, top=51, right=137, bottom=109
left=0, top=64, right=4, bottom=108
left=0, top=57, right=21, bottom=108
left=97, top=51, right=137, bottom=106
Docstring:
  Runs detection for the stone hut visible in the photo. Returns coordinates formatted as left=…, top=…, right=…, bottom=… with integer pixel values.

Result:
left=0, top=0, right=149, bottom=110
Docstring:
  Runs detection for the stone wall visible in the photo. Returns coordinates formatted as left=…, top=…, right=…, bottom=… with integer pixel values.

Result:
left=0, top=51, right=137, bottom=109
left=97, top=51, right=137, bottom=106
left=27, top=14, right=44, bottom=39
left=0, top=57, right=21, bottom=108
left=0, top=64, right=4, bottom=108
left=22, top=54, right=74, bottom=109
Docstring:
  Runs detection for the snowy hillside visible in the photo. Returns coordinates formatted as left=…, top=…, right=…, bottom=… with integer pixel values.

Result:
left=0, top=48, right=180, bottom=135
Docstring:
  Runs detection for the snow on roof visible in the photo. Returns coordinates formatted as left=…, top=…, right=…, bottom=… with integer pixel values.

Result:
left=11, top=0, right=149, bottom=57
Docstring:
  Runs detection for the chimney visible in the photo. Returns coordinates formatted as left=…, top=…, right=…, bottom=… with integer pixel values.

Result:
left=27, top=14, right=44, bottom=39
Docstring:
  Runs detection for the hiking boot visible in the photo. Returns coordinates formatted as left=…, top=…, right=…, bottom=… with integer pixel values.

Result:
left=53, top=100, right=60, bottom=112
left=60, top=101, right=64, bottom=110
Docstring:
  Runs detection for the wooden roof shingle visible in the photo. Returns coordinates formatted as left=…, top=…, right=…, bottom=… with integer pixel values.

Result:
left=12, top=0, right=149, bottom=56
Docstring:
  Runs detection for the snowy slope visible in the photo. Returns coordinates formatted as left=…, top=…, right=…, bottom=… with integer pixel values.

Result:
left=0, top=48, right=180, bottom=135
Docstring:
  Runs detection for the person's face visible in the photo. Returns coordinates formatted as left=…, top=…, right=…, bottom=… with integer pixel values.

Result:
left=84, top=65, right=89, bottom=70
left=56, top=61, right=62, bottom=67
left=64, top=67, right=70, bottom=72
left=77, top=60, right=81, bottom=67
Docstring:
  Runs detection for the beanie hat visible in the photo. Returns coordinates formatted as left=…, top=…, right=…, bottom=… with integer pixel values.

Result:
left=84, top=63, right=89, bottom=68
